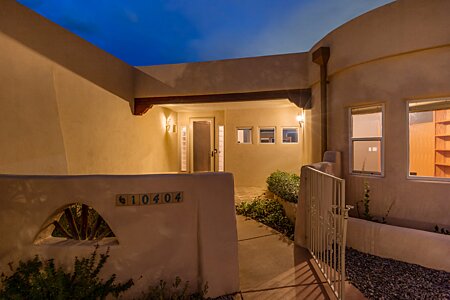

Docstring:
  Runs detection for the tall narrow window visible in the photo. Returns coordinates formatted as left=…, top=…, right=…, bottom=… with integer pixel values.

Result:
left=218, top=125, right=225, bottom=172
left=350, top=105, right=383, bottom=175
left=180, top=126, right=187, bottom=171
left=237, top=127, right=252, bottom=144
left=408, top=99, right=450, bottom=179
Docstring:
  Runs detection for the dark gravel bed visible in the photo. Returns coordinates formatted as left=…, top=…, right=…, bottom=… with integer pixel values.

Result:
left=346, top=248, right=450, bottom=300
left=210, top=294, right=239, bottom=300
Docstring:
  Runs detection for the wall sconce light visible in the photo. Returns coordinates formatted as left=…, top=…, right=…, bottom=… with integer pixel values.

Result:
left=296, top=113, right=305, bottom=127
left=166, top=117, right=177, bottom=133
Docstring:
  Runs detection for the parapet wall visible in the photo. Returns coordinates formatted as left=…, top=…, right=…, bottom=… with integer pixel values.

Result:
left=0, top=172, right=239, bottom=298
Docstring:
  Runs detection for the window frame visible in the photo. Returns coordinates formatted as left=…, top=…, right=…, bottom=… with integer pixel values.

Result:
left=406, top=98, right=450, bottom=183
left=281, top=127, right=300, bottom=144
left=258, top=127, right=276, bottom=144
left=349, top=104, right=385, bottom=177
left=236, top=127, right=253, bottom=144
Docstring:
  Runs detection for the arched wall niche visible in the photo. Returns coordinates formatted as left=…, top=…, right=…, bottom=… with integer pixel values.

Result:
left=34, top=203, right=118, bottom=246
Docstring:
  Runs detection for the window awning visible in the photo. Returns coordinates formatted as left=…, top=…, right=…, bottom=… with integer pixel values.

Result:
left=409, top=99, right=450, bottom=113
left=351, top=105, right=382, bottom=115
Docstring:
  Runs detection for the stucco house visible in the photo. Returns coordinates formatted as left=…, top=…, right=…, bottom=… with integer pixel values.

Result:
left=0, top=0, right=450, bottom=295
left=2, top=0, right=448, bottom=231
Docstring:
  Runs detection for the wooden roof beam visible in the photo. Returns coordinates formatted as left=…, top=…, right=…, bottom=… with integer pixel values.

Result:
left=133, top=88, right=311, bottom=115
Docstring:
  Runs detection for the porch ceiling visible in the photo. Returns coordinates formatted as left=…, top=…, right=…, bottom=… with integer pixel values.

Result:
left=159, top=98, right=296, bottom=112
left=133, top=88, right=311, bottom=115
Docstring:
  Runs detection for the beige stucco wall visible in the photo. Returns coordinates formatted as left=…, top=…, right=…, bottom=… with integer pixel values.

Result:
left=225, top=107, right=304, bottom=187
left=0, top=0, right=178, bottom=175
left=136, top=52, right=309, bottom=97
left=0, top=173, right=239, bottom=297
left=53, top=67, right=178, bottom=174
left=347, top=217, right=450, bottom=272
left=308, top=0, right=450, bottom=229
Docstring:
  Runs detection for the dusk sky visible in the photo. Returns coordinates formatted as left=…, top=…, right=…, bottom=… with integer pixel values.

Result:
left=18, top=0, right=393, bottom=66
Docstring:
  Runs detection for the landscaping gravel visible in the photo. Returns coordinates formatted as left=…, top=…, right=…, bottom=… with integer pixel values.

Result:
left=346, top=247, right=450, bottom=300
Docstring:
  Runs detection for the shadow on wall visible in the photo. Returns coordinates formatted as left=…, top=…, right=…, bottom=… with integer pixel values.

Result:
left=0, top=0, right=172, bottom=106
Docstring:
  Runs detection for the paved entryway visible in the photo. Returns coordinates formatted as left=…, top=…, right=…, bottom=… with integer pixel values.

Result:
left=234, top=188, right=365, bottom=299
left=236, top=216, right=334, bottom=299
left=234, top=186, right=267, bottom=204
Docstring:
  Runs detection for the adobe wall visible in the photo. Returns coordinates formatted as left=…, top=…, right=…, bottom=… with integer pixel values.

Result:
left=308, top=0, right=450, bottom=229
left=347, top=217, right=450, bottom=272
left=225, top=107, right=304, bottom=187
left=136, top=52, right=309, bottom=97
left=0, top=0, right=178, bottom=175
left=0, top=173, right=239, bottom=298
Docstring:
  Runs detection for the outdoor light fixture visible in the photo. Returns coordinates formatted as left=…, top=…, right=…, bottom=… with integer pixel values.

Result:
left=166, top=117, right=177, bottom=133
left=296, top=113, right=305, bottom=127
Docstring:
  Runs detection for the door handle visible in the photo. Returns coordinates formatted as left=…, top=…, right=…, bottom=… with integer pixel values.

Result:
left=211, top=149, right=218, bottom=157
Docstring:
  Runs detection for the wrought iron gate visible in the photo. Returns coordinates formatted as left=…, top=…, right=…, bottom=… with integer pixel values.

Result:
left=304, top=166, right=351, bottom=300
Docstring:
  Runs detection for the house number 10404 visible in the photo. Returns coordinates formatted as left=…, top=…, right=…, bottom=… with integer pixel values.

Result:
left=116, top=192, right=183, bottom=206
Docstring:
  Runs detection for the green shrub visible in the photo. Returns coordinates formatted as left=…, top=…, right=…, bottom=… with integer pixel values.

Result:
left=266, top=170, right=300, bottom=203
left=0, top=247, right=133, bottom=299
left=236, top=197, right=294, bottom=240
left=139, top=276, right=208, bottom=300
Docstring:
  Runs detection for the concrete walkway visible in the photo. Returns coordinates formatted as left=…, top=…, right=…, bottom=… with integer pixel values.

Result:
left=234, top=187, right=365, bottom=300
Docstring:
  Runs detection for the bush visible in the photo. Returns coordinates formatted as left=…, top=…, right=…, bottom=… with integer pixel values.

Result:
left=266, top=170, right=300, bottom=203
left=0, top=247, right=133, bottom=299
left=236, top=197, right=294, bottom=240
left=139, top=276, right=208, bottom=300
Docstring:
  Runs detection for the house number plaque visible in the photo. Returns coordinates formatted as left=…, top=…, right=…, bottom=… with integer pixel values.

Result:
left=116, top=192, right=183, bottom=206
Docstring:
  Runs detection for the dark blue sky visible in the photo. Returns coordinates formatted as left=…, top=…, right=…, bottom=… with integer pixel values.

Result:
left=18, top=0, right=393, bottom=66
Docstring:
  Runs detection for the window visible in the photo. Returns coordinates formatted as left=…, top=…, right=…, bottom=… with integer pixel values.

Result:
left=180, top=126, right=187, bottom=171
left=408, top=99, right=450, bottom=180
left=259, top=127, right=275, bottom=144
left=350, top=105, right=383, bottom=175
left=237, top=127, right=252, bottom=144
left=282, top=128, right=299, bottom=144
left=218, top=125, right=224, bottom=171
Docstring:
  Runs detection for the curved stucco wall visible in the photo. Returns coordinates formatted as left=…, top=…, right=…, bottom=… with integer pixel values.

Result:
left=307, top=0, right=450, bottom=229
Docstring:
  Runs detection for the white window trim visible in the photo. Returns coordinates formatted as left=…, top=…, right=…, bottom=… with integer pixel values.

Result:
left=349, top=104, right=385, bottom=177
left=406, top=98, right=450, bottom=183
left=236, top=127, right=253, bottom=144
left=258, top=127, right=276, bottom=144
left=281, top=127, right=300, bottom=144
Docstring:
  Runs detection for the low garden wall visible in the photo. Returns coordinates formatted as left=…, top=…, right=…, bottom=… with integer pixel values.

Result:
left=0, top=172, right=239, bottom=298
left=266, top=170, right=299, bottom=224
left=271, top=194, right=297, bottom=223
left=347, top=217, right=450, bottom=272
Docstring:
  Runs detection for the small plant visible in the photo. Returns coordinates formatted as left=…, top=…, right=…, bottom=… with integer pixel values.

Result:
left=434, top=225, right=450, bottom=235
left=266, top=170, right=300, bottom=203
left=356, top=181, right=394, bottom=224
left=381, top=199, right=395, bottom=224
left=0, top=246, right=133, bottom=299
left=139, top=276, right=208, bottom=300
left=236, top=197, right=294, bottom=240
left=356, top=180, right=373, bottom=221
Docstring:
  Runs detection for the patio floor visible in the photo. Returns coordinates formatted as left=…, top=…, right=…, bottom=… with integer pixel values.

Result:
left=234, top=187, right=365, bottom=300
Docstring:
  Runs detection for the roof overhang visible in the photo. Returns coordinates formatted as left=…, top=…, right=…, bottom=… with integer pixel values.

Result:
left=133, top=88, right=311, bottom=116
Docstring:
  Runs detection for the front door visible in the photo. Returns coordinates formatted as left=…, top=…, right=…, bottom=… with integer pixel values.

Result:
left=190, top=118, right=214, bottom=172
